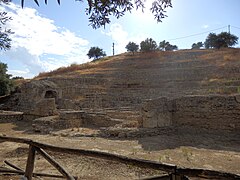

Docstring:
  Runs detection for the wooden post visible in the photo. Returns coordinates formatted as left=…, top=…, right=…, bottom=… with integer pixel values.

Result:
left=24, top=145, right=36, bottom=180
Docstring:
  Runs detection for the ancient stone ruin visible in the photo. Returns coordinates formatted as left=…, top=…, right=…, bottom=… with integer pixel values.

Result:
left=141, top=95, right=240, bottom=131
left=1, top=49, right=240, bottom=136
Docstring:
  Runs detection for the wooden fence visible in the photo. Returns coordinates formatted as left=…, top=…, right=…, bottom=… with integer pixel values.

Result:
left=0, top=136, right=239, bottom=180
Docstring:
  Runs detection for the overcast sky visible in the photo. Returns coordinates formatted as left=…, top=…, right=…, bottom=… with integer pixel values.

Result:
left=1, top=0, right=240, bottom=78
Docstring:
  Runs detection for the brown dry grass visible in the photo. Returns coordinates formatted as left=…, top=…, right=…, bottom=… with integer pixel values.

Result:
left=34, top=48, right=240, bottom=80
left=35, top=55, right=117, bottom=79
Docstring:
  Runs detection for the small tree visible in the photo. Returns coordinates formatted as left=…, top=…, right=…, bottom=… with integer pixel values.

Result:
left=204, top=33, right=218, bottom=49
left=192, top=42, right=203, bottom=49
left=159, top=40, right=178, bottom=51
left=0, top=62, right=14, bottom=96
left=87, top=47, right=106, bottom=60
left=204, top=32, right=238, bottom=49
left=140, top=38, right=157, bottom=52
left=125, top=42, right=139, bottom=55
left=165, top=44, right=178, bottom=51
left=159, top=40, right=169, bottom=51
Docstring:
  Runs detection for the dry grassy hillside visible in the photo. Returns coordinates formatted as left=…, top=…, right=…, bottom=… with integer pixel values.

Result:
left=35, top=48, right=240, bottom=110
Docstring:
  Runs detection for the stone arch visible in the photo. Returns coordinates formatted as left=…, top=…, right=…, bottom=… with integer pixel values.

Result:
left=44, top=90, right=58, bottom=100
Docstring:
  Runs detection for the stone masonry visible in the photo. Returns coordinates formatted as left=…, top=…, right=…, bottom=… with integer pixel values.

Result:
left=141, top=95, right=240, bottom=131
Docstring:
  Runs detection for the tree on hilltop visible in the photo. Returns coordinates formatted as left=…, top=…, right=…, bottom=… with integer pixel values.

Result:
left=204, top=33, right=218, bottom=49
left=20, top=0, right=172, bottom=29
left=165, top=44, right=178, bottom=51
left=191, top=42, right=203, bottom=49
left=159, top=40, right=169, bottom=51
left=87, top=47, right=106, bottom=60
left=140, top=38, right=157, bottom=52
left=159, top=40, right=178, bottom=51
left=204, top=32, right=238, bottom=49
left=125, top=42, right=139, bottom=55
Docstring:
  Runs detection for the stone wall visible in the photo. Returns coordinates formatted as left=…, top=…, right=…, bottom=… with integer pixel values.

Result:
left=141, top=95, right=240, bottom=131
left=59, top=110, right=122, bottom=127
left=27, top=98, right=59, bottom=117
left=1, top=80, right=63, bottom=113
left=141, top=97, right=174, bottom=128
left=45, top=49, right=240, bottom=110
left=32, top=110, right=124, bottom=133
left=0, top=111, right=23, bottom=122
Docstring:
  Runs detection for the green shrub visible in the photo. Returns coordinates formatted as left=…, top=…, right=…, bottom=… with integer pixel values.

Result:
left=0, top=62, right=14, bottom=96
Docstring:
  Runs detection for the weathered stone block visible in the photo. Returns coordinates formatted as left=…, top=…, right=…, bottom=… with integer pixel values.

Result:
left=141, top=97, right=172, bottom=128
left=29, top=98, right=58, bottom=117
left=141, top=95, right=240, bottom=131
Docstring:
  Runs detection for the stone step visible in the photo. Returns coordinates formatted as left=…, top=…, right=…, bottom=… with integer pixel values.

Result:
left=0, top=111, right=23, bottom=122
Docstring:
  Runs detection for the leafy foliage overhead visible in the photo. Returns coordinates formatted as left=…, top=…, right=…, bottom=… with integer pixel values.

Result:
left=87, top=46, right=106, bottom=60
left=204, top=32, right=238, bottom=49
left=20, top=0, right=172, bottom=28
left=0, top=1, right=13, bottom=51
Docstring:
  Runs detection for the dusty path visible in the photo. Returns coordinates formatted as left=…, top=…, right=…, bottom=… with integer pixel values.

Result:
left=0, top=120, right=240, bottom=179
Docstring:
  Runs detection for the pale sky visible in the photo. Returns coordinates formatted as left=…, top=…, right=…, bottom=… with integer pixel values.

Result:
left=0, top=0, right=240, bottom=78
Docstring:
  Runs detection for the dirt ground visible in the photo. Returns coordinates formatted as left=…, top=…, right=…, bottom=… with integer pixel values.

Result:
left=0, top=120, right=240, bottom=179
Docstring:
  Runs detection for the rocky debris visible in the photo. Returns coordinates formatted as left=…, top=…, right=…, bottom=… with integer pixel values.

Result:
left=51, top=128, right=100, bottom=137
left=32, top=110, right=124, bottom=133
left=100, top=127, right=176, bottom=139
left=32, top=116, right=60, bottom=133
left=59, top=110, right=123, bottom=127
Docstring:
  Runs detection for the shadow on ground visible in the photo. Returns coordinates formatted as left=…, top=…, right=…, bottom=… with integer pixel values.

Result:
left=137, top=127, right=240, bottom=152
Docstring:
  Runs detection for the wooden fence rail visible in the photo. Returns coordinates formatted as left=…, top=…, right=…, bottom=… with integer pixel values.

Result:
left=0, top=136, right=239, bottom=180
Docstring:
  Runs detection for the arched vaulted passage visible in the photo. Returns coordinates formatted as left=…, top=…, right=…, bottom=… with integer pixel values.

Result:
left=44, top=90, right=57, bottom=100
